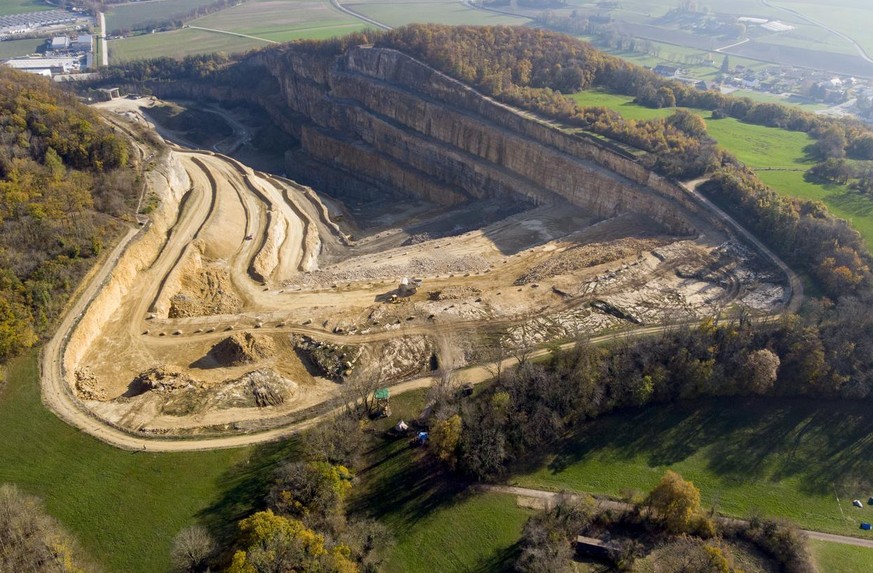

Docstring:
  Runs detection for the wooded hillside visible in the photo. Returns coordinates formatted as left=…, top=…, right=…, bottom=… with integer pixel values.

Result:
left=0, top=68, right=132, bottom=364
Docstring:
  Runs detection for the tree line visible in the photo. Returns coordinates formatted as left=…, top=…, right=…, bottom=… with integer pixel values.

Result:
left=417, top=309, right=873, bottom=483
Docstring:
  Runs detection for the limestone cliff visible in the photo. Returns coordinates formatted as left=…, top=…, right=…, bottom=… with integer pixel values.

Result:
left=146, top=44, right=716, bottom=235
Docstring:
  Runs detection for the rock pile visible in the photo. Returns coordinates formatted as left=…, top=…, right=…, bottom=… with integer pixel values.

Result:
left=208, top=333, right=275, bottom=367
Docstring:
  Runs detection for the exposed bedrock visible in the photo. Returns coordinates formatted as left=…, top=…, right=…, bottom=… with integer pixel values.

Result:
left=146, top=46, right=713, bottom=234
left=265, top=46, right=706, bottom=234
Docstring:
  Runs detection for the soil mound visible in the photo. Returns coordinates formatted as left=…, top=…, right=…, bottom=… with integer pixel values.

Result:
left=129, top=366, right=197, bottom=396
left=208, top=333, right=275, bottom=367
left=169, top=266, right=242, bottom=318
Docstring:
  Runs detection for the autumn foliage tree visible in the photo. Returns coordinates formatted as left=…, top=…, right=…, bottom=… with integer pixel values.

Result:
left=645, top=471, right=706, bottom=534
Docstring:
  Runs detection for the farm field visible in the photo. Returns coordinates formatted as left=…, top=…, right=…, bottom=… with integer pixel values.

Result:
left=570, top=89, right=873, bottom=250
left=190, top=0, right=364, bottom=43
left=108, top=0, right=366, bottom=61
left=109, top=28, right=267, bottom=61
left=770, top=0, right=873, bottom=56
left=0, top=36, right=42, bottom=58
left=346, top=0, right=530, bottom=27
left=0, top=0, right=49, bottom=16
left=512, top=397, right=873, bottom=537
left=105, top=0, right=219, bottom=33
left=0, top=351, right=293, bottom=573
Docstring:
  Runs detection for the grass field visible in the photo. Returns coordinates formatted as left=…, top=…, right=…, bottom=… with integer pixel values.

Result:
left=512, top=397, right=873, bottom=537
left=772, top=0, right=873, bottom=56
left=105, top=0, right=219, bottom=33
left=110, top=0, right=366, bottom=60
left=0, top=36, right=42, bottom=58
left=348, top=0, right=530, bottom=27
left=109, top=29, right=268, bottom=62
left=0, top=0, right=50, bottom=17
left=810, top=539, right=873, bottom=572
left=0, top=350, right=297, bottom=573
left=569, top=89, right=873, bottom=250
left=353, top=386, right=873, bottom=570
left=191, top=0, right=364, bottom=43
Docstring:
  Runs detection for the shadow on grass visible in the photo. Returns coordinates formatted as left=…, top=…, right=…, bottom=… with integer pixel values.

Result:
left=349, top=437, right=472, bottom=530
left=825, top=189, right=873, bottom=218
left=470, top=540, right=522, bottom=573
left=533, top=397, right=873, bottom=497
left=197, top=437, right=301, bottom=545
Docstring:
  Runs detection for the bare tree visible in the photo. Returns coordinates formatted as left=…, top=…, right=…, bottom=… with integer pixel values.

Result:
left=170, top=525, right=216, bottom=573
left=0, top=483, right=91, bottom=573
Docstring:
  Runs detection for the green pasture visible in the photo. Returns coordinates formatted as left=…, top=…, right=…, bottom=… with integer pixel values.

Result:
left=105, top=0, right=220, bottom=33
left=810, top=540, right=873, bottom=572
left=191, top=0, right=365, bottom=43
left=348, top=0, right=530, bottom=27
left=0, top=36, right=42, bottom=58
left=0, top=351, right=296, bottom=573
left=772, top=0, right=873, bottom=56
left=109, top=29, right=267, bottom=61
left=569, top=89, right=873, bottom=250
left=512, top=397, right=873, bottom=537
left=0, top=0, right=50, bottom=17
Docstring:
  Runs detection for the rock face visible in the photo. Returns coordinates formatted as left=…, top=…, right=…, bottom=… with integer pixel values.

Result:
left=145, top=45, right=713, bottom=234
left=255, top=46, right=706, bottom=234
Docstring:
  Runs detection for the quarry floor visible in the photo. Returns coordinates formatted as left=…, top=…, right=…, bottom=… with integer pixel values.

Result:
left=41, top=98, right=793, bottom=448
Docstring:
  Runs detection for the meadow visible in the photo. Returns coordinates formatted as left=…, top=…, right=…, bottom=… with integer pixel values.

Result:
left=0, top=0, right=49, bottom=17
left=512, top=397, right=873, bottom=537
left=0, top=351, right=297, bottom=573
left=105, top=0, right=219, bottom=33
left=346, top=0, right=529, bottom=28
left=570, top=89, right=873, bottom=251
left=0, top=36, right=42, bottom=58
left=108, top=0, right=366, bottom=61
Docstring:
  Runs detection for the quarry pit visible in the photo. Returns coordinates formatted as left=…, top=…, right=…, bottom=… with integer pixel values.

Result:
left=49, top=46, right=794, bottom=441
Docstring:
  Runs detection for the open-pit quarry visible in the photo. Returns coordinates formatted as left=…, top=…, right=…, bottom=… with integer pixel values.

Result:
left=43, top=45, right=798, bottom=449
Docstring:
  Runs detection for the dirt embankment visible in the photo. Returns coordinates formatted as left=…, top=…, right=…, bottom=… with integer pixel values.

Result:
left=62, top=152, right=191, bottom=379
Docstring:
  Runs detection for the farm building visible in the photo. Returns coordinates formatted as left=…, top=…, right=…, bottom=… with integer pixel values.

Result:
left=654, top=65, right=679, bottom=78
